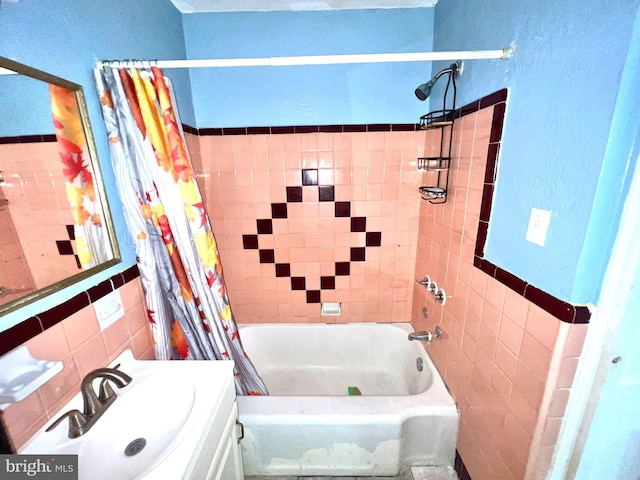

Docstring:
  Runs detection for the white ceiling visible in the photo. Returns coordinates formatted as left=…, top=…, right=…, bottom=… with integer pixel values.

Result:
left=168, top=0, right=437, bottom=13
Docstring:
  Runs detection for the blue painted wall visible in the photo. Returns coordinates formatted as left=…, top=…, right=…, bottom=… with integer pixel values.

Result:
left=0, top=0, right=191, bottom=331
left=0, top=73, right=54, bottom=136
left=432, top=0, right=640, bottom=304
left=182, top=8, right=434, bottom=127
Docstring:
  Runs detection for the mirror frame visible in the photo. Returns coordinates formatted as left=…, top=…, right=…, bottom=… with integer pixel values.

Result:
left=0, top=56, right=121, bottom=316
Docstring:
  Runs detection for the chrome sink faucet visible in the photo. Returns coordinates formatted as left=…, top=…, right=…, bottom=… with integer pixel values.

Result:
left=47, top=366, right=132, bottom=438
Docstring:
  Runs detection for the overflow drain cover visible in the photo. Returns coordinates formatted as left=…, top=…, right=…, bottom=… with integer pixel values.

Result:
left=125, top=438, right=147, bottom=456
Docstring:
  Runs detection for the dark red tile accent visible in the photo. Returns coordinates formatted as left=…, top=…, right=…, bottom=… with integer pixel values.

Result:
left=0, top=136, right=21, bottom=145
left=366, top=232, right=382, bottom=247
left=121, top=265, right=140, bottom=283
left=302, top=169, right=318, bottom=186
left=286, top=186, right=303, bottom=202
left=458, top=100, right=480, bottom=119
left=87, top=279, right=114, bottom=303
left=110, top=273, right=125, bottom=289
left=259, top=249, right=275, bottom=264
left=0, top=317, right=43, bottom=356
left=318, top=186, right=334, bottom=201
left=475, top=221, right=488, bottom=257
left=222, top=127, right=247, bottom=136
left=574, top=306, right=592, bottom=324
left=271, top=203, right=288, bottom=219
left=38, top=292, right=90, bottom=330
left=256, top=219, right=273, bottom=234
left=367, top=124, right=391, bottom=132
left=291, top=277, right=306, bottom=290
left=197, top=127, right=223, bottom=136
left=479, top=88, right=508, bottom=109
left=391, top=124, right=419, bottom=132
left=0, top=134, right=57, bottom=144
left=335, top=262, right=350, bottom=276
left=320, top=276, right=336, bottom=290
left=243, top=235, right=259, bottom=249
left=490, top=102, right=507, bottom=143
left=246, top=126, right=271, bottom=135
left=480, top=185, right=494, bottom=222
left=350, top=217, right=366, bottom=232
left=350, top=247, right=366, bottom=262
left=343, top=125, right=367, bottom=133
left=484, top=143, right=500, bottom=184
left=66, top=224, right=75, bottom=240
left=56, top=240, right=74, bottom=255
left=295, top=125, right=319, bottom=133
left=318, top=125, right=344, bottom=133
left=182, top=124, right=199, bottom=135
left=275, top=263, right=291, bottom=277
left=524, top=284, right=575, bottom=323
left=495, top=268, right=527, bottom=296
left=271, top=126, right=295, bottom=134
left=335, top=202, right=351, bottom=217
left=306, top=290, right=321, bottom=303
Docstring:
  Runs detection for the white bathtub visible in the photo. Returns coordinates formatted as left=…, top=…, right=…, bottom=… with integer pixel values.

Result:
left=237, top=323, right=458, bottom=477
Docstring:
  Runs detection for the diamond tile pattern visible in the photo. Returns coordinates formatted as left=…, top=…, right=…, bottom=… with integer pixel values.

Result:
left=243, top=169, right=382, bottom=303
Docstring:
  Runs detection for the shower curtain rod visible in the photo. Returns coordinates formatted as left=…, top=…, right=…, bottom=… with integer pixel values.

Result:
left=96, top=47, right=514, bottom=69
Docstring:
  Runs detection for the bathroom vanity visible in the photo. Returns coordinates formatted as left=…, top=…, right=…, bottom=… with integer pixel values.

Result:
left=21, top=350, right=244, bottom=480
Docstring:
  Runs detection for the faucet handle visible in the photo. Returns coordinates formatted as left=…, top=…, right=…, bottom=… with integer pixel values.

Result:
left=46, top=409, right=88, bottom=439
left=98, top=378, right=116, bottom=402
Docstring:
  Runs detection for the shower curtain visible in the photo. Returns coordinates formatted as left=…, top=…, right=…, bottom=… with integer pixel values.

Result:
left=50, top=84, right=113, bottom=268
left=94, top=66, right=267, bottom=395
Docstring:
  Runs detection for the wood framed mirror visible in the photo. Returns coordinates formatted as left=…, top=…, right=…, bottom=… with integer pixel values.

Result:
left=0, top=57, right=120, bottom=318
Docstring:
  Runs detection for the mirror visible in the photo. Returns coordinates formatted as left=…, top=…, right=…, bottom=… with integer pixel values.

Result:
left=0, top=57, right=120, bottom=316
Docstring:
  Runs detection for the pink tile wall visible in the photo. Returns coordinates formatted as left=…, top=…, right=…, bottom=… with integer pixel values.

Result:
left=190, top=130, right=423, bottom=324
left=0, top=204, right=37, bottom=304
left=2, top=278, right=154, bottom=450
left=0, top=142, right=80, bottom=288
left=412, top=107, right=588, bottom=479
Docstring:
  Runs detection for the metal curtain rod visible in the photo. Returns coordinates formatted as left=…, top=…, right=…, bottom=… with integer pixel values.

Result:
left=96, top=46, right=514, bottom=70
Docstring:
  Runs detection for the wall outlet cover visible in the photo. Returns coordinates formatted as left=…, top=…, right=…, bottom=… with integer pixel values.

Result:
left=526, top=208, right=552, bottom=247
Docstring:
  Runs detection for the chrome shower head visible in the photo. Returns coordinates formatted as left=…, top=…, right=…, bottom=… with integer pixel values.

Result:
left=414, top=62, right=461, bottom=101
left=414, top=79, right=436, bottom=101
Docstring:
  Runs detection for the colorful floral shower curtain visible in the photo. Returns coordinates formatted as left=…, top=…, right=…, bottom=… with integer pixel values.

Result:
left=49, top=85, right=113, bottom=268
left=93, top=66, right=267, bottom=395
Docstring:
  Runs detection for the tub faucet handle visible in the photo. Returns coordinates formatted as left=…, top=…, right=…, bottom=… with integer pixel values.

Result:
left=434, top=287, right=451, bottom=306
left=417, top=275, right=431, bottom=289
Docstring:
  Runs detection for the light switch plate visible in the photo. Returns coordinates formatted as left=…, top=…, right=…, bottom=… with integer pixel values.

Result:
left=526, top=208, right=552, bottom=246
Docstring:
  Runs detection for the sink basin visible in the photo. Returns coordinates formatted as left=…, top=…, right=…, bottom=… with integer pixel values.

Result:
left=77, top=375, right=195, bottom=480
left=21, top=350, right=236, bottom=480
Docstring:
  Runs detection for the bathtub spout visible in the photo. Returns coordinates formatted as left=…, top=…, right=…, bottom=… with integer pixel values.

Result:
left=408, top=331, right=433, bottom=342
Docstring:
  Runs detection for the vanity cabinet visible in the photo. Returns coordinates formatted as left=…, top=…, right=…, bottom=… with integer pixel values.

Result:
left=185, top=372, right=244, bottom=480
left=187, top=402, right=244, bottom=480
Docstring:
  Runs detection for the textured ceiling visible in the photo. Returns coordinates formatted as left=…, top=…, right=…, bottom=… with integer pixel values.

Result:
left=168, top=0, right=437, bottom=13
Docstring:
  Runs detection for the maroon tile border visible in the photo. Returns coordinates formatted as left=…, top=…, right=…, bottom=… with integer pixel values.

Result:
left=182, top=123, right=421, bottom=135
left=0, top=134, right=57, bottom=144
left=0, top=265, right=141, bottom=356
left=462, top=88, right=591, bottom=324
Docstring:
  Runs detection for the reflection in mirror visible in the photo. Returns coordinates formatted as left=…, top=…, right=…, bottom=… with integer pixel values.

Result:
left=0, top=57, right=120, bottom=316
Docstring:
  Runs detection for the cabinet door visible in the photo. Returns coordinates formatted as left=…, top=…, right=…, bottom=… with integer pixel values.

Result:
left=204, top=406, right=244, bottom=480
